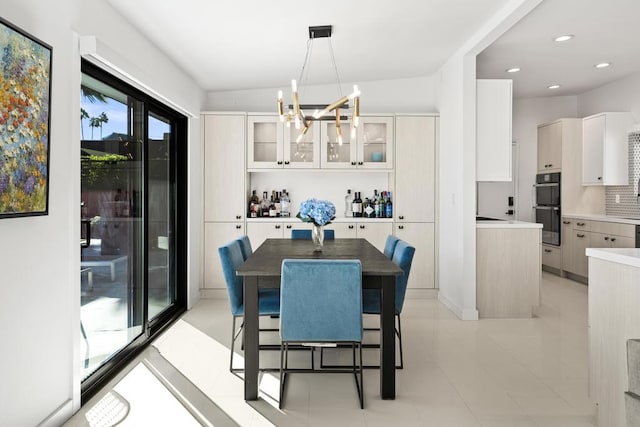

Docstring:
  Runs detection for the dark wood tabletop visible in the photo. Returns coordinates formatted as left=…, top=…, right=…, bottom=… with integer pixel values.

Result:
left=236, top=238, right=403, bottom=277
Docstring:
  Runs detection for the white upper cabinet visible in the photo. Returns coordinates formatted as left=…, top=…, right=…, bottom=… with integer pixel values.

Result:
left=582, top=112, right=634, bottom=185
left=537, top=121, right=562, bottom=173
left=476, top=79, right=513, bottom=181
left=320, top=119, right=357, bottom=168
left=356, top=116, right=394, bottom=169
left=247, top=114, right=320, bottom=169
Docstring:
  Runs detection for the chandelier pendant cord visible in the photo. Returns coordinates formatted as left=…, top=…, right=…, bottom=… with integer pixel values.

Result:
left=327, top=38, right=344, bottom=99
left=297, top=38, right=314, bottom=103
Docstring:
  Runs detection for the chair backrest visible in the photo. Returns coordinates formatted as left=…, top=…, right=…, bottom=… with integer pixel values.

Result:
left=392, top=240, right=416, bottom=313
left=383, top=235, right=400, bottom=259
left=236, top=235, right=253, bottom=261
left=280, top=259, right=362, bottom=342
left=290, top=229, right=335, bottom=240
left=218, top=240, right=244, bottom=315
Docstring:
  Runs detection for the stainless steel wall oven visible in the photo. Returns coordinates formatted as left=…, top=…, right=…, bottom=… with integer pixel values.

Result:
left=535, top=172, right=561, bottom=246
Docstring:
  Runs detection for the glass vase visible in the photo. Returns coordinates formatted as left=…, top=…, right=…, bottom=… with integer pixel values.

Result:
left=312, top=224, right=324, bottom=251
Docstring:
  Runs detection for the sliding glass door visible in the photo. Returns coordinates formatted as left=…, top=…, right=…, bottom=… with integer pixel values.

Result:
left=80, top=60, right=187, bottom=401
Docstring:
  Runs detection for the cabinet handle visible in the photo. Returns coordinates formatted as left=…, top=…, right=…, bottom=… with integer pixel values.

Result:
left=277, top=161, right=283, bottom=165
left=235, top=225, right=242, bottom=229
left=577, top=233, right=585, bottom=238
left=548, top=164, right=552, bottom=167
left=286, top=225, right=292, bottom=229
left=563, top=221, right=571, bottom=224
left=275, top=225, right=281, bottom=229
left=351, top=161, right=356, bottom=166
left=359, top=225, right=365, bottom=229
left=236, top=215, right=242, bottom=219
left=611, top=237, right=617, bottom=242
left=577, top=222, right=585, bottom=226
left=399, top=215, right=404, bottom=220
left=284, top=161, right=290, bottom=165
left=398, top=225, right=404, bottom=230
left=544, top=248, right=552, bottom=253
left=604, top=236, right=609, bottom=241
left=597, top=177, right=602, bottom=180
left=348, top=225, right=354, bottom=229
left=358, top=161, right=363, bottom=166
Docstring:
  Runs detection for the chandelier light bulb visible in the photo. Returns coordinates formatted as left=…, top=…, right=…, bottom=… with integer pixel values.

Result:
left=291, top=80, right=297, bottom=92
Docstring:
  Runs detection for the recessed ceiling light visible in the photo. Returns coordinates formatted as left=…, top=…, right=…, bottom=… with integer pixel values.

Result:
left=553, top=34, right=574, bottom=42
left=506, top=67, right=521, bottom=73
left=548, top=84, right=561, bottom=89
left=594, top=62, right=611, bottom=68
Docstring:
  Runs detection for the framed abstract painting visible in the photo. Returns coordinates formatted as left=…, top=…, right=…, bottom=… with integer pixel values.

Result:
left=0, top=17, right=52, bottom=218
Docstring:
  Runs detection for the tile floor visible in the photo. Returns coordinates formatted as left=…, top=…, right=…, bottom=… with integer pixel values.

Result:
left=67, top=272, right=596, bottom=426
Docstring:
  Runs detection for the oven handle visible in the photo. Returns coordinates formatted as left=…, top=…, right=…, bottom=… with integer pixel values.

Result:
left=534, top=183, right=560, bottom=187
left=534, top=206, right=560, bottom=211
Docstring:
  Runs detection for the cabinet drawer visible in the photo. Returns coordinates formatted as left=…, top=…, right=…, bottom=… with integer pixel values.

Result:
left=542, top=244, right=562, bottom=270
left=590, top=221, right=635, bottom=238
left=572, top=219, right=590, bottom=231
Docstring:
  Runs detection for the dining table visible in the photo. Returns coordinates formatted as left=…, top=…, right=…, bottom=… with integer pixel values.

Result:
left=236, top=238, right=403, bottom=401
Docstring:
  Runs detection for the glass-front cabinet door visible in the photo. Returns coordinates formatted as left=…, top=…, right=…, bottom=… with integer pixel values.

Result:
left=283, top=120, right=320, bottom=168
left=247, top=115, right=283, bottom=169
left=357, top=116, right=394, bottom=169
left=321, top=120, right=357, bottom=168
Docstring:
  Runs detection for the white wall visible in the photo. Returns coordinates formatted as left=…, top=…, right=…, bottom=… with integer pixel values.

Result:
left=510, top=96, right=577, bottom=222
left=0, top=1, right=204, bottom=425
left=578, top=71, right=640, bottom=121
left=206, top=76, right=436, bottom=113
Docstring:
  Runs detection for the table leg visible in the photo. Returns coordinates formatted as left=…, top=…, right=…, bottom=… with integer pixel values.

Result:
left=380, top=275, right=396, bottom=399
left=244, top=275, right=259, bottom=400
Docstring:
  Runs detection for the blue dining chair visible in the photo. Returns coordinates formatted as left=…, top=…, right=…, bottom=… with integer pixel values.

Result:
left=279, top=259, right=364, bottom=409
left=218, top=239, right=280, bottom=373
left=236, top=235, right=253, bottom=261
left=290, top=229, right=335, bottom=240
left=362, top=240, right=415, bottom=369
left=383, top=235, right=400, bottom=259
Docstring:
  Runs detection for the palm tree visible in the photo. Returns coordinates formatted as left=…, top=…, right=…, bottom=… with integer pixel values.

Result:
left=89, top=116, right=101, bottom=140
left=80, top=108, right=89, bottom=139
left=98, top=112, right=109, bottom=139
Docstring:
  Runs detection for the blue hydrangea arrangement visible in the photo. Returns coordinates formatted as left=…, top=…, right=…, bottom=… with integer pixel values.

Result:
left=297, top=198, right=336, bottom=226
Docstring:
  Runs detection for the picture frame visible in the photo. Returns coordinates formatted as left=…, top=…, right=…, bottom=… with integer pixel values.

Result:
left=0, top=16, right=52, bottom=219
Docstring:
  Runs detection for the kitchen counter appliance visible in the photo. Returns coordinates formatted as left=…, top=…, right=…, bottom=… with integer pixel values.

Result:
left=534, top=172, right=561, bottom=246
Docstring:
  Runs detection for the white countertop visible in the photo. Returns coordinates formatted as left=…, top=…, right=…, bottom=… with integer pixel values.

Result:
left=586, top=248, right=640, bottom=268
left=563, top=213, right=640, bottom=225
left=247, top=217, right=394, bottom=223
left=476, top=220, right=543, bottom=229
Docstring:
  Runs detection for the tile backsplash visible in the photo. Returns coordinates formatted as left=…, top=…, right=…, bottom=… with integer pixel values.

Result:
left=606, top=131, right=640, bottom=218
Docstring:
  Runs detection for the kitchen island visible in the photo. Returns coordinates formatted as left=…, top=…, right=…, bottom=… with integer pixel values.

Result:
left=587, top=247, right=640, bottom=427
left=476, top=219, right=543, bottom=318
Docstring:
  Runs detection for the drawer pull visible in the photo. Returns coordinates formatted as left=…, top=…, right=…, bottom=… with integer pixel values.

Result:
left=577, top=233, right=585, bottom=238
left=563, top=221, right=571, bottom=224
left=604, top=236, right=609, bottom=241
left=277, top=161, right=283, bottom=165
left=577, top=222, right=585, bottom=226
left=398, top=225, right=404, bottom=230
left=275, top=225, right=281, bottom=229
left=359, top=225, right=365, bottom=229
left=611, top=237, right=617, bottom=242
left=235, top=225, right=241, bottom=229
left=348, top=225, right=354, bottom=229
left=286, top=225, right=292, bottom=229
left=399, top=216, right=404, bottom=220
left=236, top=215, right=242, bottom=219
left=544, top=248, right=552, bottom=253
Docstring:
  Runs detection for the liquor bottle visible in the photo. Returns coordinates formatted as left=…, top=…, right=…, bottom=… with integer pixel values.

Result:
left=269, top=194, right=277, bottom=217
left=261, top=191, right=270, bottom=217
left=248, top=190, right=259, bottom=218
left=385, top=191, right=393, bottom=218
left=352, top=191, right=362, bottom=217
left=373, top=190, right=380, bottom=218
left=281, top=189, right=290, bottom=217
left=378, top=190, right=385, bottom=217
left=345, top=189, right=353, bottom=218
left=364, top=197, right=374, bottom=218
left=275, top=191, right=281, bottom=217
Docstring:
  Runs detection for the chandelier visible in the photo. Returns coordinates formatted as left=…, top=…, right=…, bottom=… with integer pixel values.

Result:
left=277, top=25, right=361, bottom=145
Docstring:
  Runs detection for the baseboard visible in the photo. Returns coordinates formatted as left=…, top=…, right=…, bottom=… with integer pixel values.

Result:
left=406, top=289, right=438, bottom=299
left=37, top=399, right=73, bottom=427
left=437, top=292, right=478, bottom=320
left=542, top=265, right=562, bottom=276
left=199, top=289, right=228, bottom=299
left=564, top=271, right=588, bottom=285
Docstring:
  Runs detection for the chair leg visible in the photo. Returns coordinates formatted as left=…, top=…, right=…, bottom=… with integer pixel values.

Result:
left=359, top=343, right=364, bottom=409
left=396, top=314, right=404, bottom=370
left=279, top=342, right=286, bottom=409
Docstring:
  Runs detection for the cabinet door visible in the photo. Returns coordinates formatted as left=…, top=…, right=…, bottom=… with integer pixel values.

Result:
left=395, top=116, right=435, bottom=222
left=283, top=221, right=312, bottom=238
left=203, top=114, right=246, bottom=222
left=476, top=79, right=512, bottom=181
left=204, top=222, right=245, bottom=289
left=321, top=120, right=357, bottom=168
left=582, top=115, right=604, bottom=184
left=561, top=218, right=575, bottom=273
left=609, top=235, right=635, bottom=248
left=395, top=222, right=435, bottom=289
left=247, top=115, right=283, bottom=169
left=283, top=120, right=320, bottom=168
left=356, top=222, right=393, bottom=252
left=542, top=244, right=562, bottom=270
left=573, top=230, right=590, bottom=277
left=327, top=222, right=357, bottom=238
left=246, top=222, right=283, bottom=249
left=357, top=116, right=393, bottom=169
left=537, top=122, right=562, bottom=172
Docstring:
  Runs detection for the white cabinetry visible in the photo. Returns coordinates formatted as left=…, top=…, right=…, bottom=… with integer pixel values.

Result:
left=582, top=112, right=634, bottom=186
left=356, top=116, right=394, bottom=169
left=537, top=121, right=562, bottom=173
left=203, top=113, right=246, bottom=289
left=476, top=79, right=513, bottom=181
